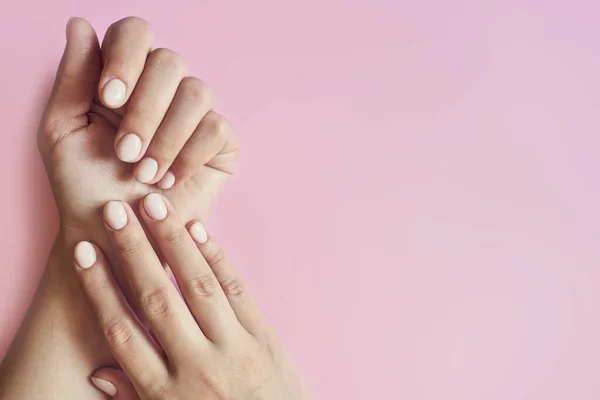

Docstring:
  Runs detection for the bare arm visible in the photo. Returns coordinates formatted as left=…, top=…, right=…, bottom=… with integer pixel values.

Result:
left=0, top=235, right=111, bottom=399
left=0, top=16, right=238, bottom=399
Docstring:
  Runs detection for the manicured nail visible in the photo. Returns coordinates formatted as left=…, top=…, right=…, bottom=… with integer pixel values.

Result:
left=102, top=79, right=126, bottom=108
left=144, top=193, right=167, bottom=221
left=189, top=222, right=208, bottom=244
left=91, top=377, right=117, bottom=396
left=74, top=241, right=96, bottom=269
left=135, top=158, right=158, bottom=183
left=157, top=171, right=175, bottom=189
left=116, top=133, right=142, bottom=162
left=105, top=201, right=128, bottom=230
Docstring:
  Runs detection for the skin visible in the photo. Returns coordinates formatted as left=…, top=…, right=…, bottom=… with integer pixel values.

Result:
left=0, top=17, right=238, bottom=399
left=41, top=17, right=239, bottom=249
left=75, top=195, right=313, bottom=399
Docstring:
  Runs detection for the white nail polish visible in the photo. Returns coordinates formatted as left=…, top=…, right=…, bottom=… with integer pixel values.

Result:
left=189, top=222, right=208, bottom=244
left=116, top=133, right=142, bottom=162
left=144, top=193, right=167, bottom=221
left=157, top=171, right=175, bottom=189
left=105, top=201, right=128, bottom=230
left=91, top=377, right=117, bottom=396
left=135, top=158, right=158, bottom=183
left=102, top=79, right=126, bottom=108
left=74, top=241, right=96, bottom=269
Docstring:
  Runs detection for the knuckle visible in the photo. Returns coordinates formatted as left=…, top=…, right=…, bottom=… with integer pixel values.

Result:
left=39, top=120, right=62, bottom=144
left=221, top=279, right=244, bottom=299
left=150, top=48, right=187, bottom=75
left=185, top=273, right=219, bottom=297
left=151, top=132, right=178, bottom=153
left=114, top=236, right=142, bottom=257
left=161, top=226, right=187, bottom=246
left=205, top=113, right=230, bottom=138
left=143, top=375, right=171, bottom=399
left=175, top=145, right=195, bottom=167
left=102, top=317, right=135, bottom=348
left=148, top=131, right=180, bottom=155
left=206, top=247, right=228, bottom=275
left=39, top=116, right=86, bottom=148
left=107, top=17, right=153, bottom=45
left=119, top=16, right=151, bottom=29
left=180, top=77, right=214, bottom=106
left=81, top=273, right=112, bottom=297
left=140, top=286, right=173, bottom=317
left=112, top=16, right=152, bottom=35
left=126, top=100, right=154, bottom=122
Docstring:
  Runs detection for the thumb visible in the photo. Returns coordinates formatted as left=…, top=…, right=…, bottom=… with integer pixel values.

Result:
left=39, top=17, right=101, bottom=150
left=91, top=367, right=140, bottom=399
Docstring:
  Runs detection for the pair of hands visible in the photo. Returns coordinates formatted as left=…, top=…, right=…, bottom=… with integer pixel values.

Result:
left=40, top=16, right=236, bottom=252
left=39, top=17, right=310, bottom=399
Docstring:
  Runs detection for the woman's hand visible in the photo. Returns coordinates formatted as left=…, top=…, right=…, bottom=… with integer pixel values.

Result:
left=0, top=17, right=240, bottom=400
left=73, top=194, right=313, bottom=399
left=40, top=17, right=238, bottom=253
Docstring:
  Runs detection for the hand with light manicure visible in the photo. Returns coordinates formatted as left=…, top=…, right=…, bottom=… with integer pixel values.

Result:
left=0, top=17, right=243, bottom=399
left=40, top=17, right=238, bottom=250
left=73, top=195, right=313, bottom=399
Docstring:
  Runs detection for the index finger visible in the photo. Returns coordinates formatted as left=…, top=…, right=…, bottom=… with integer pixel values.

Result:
left=73, top=241, right=168, bottom=390
left=98, top=17, right=154, bottom=108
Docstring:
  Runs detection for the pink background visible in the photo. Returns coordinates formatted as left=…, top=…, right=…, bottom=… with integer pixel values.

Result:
left=1, top=0, right=600, bottom=398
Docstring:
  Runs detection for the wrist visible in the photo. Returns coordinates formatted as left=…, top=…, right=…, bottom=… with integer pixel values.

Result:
left=40, top=231, right=109, bottom=352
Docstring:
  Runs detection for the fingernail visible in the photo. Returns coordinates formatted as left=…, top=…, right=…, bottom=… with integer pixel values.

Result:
left=135, top=158, right=158, bottom=183
left=105, top=201, right=128, bottom=230
left=91, top=377, right=117, bottom=396
left=144, top=193, right=167, bottom=221
left=157, top=171, right=175, bottom=189
left=102, top=79, right=127, bottom=108
left=189, top=222, right=208, bottom=244
left=116, top=133, right=142, bottom=162
left=74, top=241, right=96, bottom=269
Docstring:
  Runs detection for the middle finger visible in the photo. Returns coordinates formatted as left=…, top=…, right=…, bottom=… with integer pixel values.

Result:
left=103, top=200, right=206, bottom=361
left=139, top=193, right=241, bottom=343
left=114, top=48, right=187, bottom=163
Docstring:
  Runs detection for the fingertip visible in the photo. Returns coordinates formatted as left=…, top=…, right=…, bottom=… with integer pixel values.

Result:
left=66, top=17, right=73, bottom=37
left=91, top=376, right=117, bottom=397
left=92, top=367, right=138, bottom=399
left=115, top=133, right=143, bottom=162
left=157, top=171, right=175, bottom=189
left=74, top=241, right=97, bottom=269
left=65, top=17, right=95, bottom=41
left=135, top=158, right=158, bottom=183
left=104, top=201, right=129, bottom=231
left=143, top=193, right=168, bottom=221
left=97, top=17, right=154, bottom=109
left=101, top=78, right=127, bottom=108
left=188, top=221, right=208, bottom=244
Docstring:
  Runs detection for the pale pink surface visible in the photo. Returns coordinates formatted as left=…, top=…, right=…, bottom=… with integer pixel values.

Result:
left=1, top=1, right=600, bottom=398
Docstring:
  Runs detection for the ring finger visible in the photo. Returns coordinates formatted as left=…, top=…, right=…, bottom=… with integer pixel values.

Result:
left=134, top=77, right=214, bottom=185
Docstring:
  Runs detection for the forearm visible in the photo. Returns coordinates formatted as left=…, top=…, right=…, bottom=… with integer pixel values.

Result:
left=0, top=233, right=112, bottom=399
